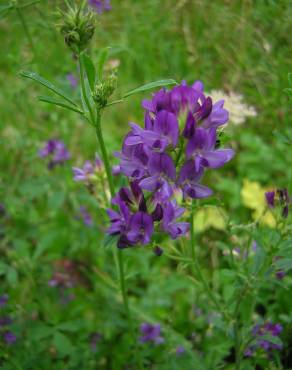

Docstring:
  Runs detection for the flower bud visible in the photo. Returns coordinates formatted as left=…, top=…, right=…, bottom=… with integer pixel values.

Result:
left=59, top=4, right=96, bottom=53
left=92, top=72, right=117, bottom=109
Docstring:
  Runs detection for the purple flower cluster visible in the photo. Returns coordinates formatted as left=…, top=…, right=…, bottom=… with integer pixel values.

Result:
left=88, top=0, right=111, bottom=13
left=107, top=81, right=234, bottom=248
left=0, top=295, right=16, bottom=345
left=244, top=321, right=283, bottom=358
left=39, top=139, right=70, bottom=169
left=139, top=323, right=164, bottom=345
left=265, top=188, right=290, bottom=218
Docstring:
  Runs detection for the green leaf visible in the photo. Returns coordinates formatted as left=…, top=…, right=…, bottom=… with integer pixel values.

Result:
left=123, top=79, right=177, bottom=98
left=97, top=47, right=110, bottom=81
left=38, top=95, right=83, bottom=114
left=20, top=71, right=78, bottom=107
left=0, top=4, right=12, bottom=19
left=56, top=320, right=84, bottom=332
left=275, top=258, right=292, bottom=272
left=19, top=0, right=41, bottom=9
left=53, top=332, right=74, bottom=357
left=250, top=243, right=266, bottom=275
left=102, top=234, right=118, bottom=248
left=82, top=53, right=96, bottom=91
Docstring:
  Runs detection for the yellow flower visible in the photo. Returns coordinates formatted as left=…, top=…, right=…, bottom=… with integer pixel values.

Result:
left=241, top=179, right=276, bottom=227
left=193, top=207, right=227, bottom=233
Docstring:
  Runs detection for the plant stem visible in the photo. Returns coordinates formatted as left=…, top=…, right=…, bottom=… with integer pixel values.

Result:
left=15, top=5, right=36, bottom=57
left=95, top=112, right=115, bottom=197
left=95, top=111, right=143, bottom=369
left=78, top=55, right=142, bottom=368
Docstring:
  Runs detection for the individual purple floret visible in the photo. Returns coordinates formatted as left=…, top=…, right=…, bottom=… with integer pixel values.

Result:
left=88, top=0, right=111, bottom=13
left=0, top=295, right=8, bottom=308
left=72, top=156, right=103, bottom=182
left=139, top=323, right=164, bottom=345
left=3, top=332, right=16, bottom=345
left=265, top=188, right=290, bottom=218
left=107, top=80, right=234, bottom=248
left=176, top=345, right=186, bottom=356
left=66, top=73, right=78, bottom=88
left=153, top=246, right=163, bottom=256
left=78, top=206, right=93, bottom=227
left=265, top=191, right=275, bottom=208
left=89, top=331, right=102, bottom=352
left=275, top=270, right=285, bottom=280
left=245, top=321, right=283, bottom=358
left=39, top=139, right=70, bottom=169
left=162, top=200, right=189, bottom=240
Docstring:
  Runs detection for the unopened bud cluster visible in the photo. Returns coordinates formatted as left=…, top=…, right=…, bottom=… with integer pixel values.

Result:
left=92, top=72, right=117, bottom=109
left=59, top=5, right=96, bottom=53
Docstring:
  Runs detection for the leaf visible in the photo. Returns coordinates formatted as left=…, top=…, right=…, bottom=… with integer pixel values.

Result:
left=20, top=71, right=78, bottom=107
left=7, top=267, right=18, bottom=286
left=82, top=53, right=96, bottom=91
left=38, top=96, right=83, bottom=114
left=250, top=243, right=266, bottom=275
left=56, top=320, right=84, bottom=332
left=123, top=79, right=177, bottom=98
left=53, top=332, right=74, bottom=356
left=97, top=47, right=110, bottom=81
left=275, top=258, right=292, bottom=272
left=0, top=4, right=12, bottom=19
left=102, top=234, right=119, bottom=248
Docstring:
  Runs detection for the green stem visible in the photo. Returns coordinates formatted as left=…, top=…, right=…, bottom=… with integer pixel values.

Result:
left=95, top=112, right=115, bottom=197
left=78, top=55, right=142, bottom=368
left=15, top=5, right=35, bottom=57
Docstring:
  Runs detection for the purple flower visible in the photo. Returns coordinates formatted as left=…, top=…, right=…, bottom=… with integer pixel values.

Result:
left=115, top=140, right=149, bottom=180
left=153, top=246, right=163, bottom=256
left=78, top=206, right=93, bottom=227
left=276, top=270, right=285, bottom=280
left=162, top=200, right=189, bottom=239
left=245, top=321, right=283, bottom=358
left=126, top=110, right=179, bottom=152
left=107, top=79, right=234, bottom=248
left=39, top=139, right=70, bottom=169
left=66, top=73, right=78, bottom=88
left=3, top=331, right=16, bottom=345
left=126, top=212, right=154, bottom=245
left=72, top=157, right=103, bottom=182
left=265, top=191, right=275, bottom=208
left=0, top=295, right=8, bottom=308
left=88, top=0, right=111, bottom=13
left=175, top=345, right=186, bottom=356
left=139, top=323, right=164, bottom=345
left=73, top=161, right=94, bottom=181
left=186, top=127, right=234, bottom=171
left=179, top=161, right=212, bottom=199
left=89, top=331, right=102, bottom=352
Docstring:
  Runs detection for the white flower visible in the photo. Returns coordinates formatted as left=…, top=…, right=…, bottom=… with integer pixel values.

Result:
left=208, top=90, right=257, bottom=125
